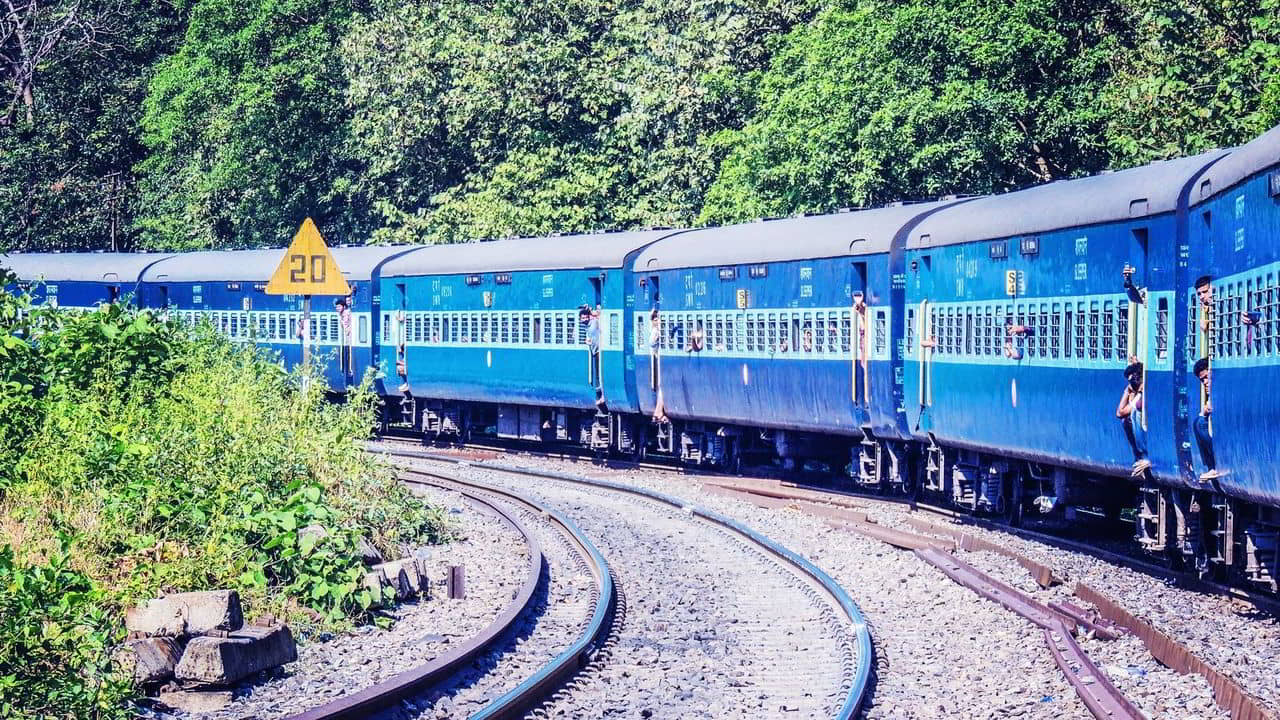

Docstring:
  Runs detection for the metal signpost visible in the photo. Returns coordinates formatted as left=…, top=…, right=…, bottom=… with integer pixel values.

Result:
left=265, top=218, right=350, bottom=392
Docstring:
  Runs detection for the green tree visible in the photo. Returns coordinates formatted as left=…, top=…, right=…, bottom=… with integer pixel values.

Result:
left=136, top=0, right=361, bottom=250
left=0, top=1, right=183, bottom=251
left=340, top=0, right=818, bottom=244
left=1102, top=0, right=1280, bottom=163
left=699, top=0, right=1131, bottom=224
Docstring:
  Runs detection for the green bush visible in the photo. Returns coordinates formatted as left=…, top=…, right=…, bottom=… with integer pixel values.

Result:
left=0, top=280, right=450, bottom=715
left=0, top=541, right=131, bottom=720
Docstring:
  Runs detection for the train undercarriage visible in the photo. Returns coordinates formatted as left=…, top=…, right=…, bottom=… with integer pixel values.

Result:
left=381, top=394, right=1279, bottom=595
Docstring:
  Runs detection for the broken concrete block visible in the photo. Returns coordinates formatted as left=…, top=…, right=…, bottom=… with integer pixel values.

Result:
left=114, top=637, right=182, bottom=686
left=357, top=536, right=383, bottom=566
left=373, top=559, right=421, bottom=599
left=126, top=599, right=186, bottom=637
left=157, top=689, right=233, bottom=713
left=126, top=590, right=243, bottom=638
left=174, top=624, right=297, bottom=686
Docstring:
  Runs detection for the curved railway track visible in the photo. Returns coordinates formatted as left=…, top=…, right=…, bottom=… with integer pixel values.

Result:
left=375, top=433, right=1280, bottom=615
left=281, top=469, right=614, bottom=720
left=372, top=445, right=875, bottom=720
left=372, top=439, right=1278, bottom=720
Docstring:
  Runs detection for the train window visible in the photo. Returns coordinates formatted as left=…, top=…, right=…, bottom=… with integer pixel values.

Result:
left=779, top=315, right=792, bottom=353
left=481, top=314, right=491, bottom=343
left=1267, top=275, right=1277, bottom=355
left=756, top=313, right=766, bottom=353
left=1251, top=280, right=1264, bottom=356
left=814, top=312, right=826, bottom=352
left=608, top=312, right=620, bottom=349
left=1102, top=301, right=1114, bottom=360
left=714, top=316, right=725, bottom=352
left=577, top=313, right=588, bottom=345
left=1074, top=306, right=1085, bottom=359
left=311, top=315, right=320, bottom=342
left=1156, top=297, right=1170, bottom=361
left=268, top=314, right=277, bottom=340
left=498, top=314, right=508, bottom=344
left=733, top=314, right=744, bottom=352
left=358, top=315, right=369, bottom=344
left=382, top=314, right=390, bottom=344
left=1037, top=304, right=1048, bottom=358
left=1088, top=302, right=1099, bottom=360
left=905, top=308, right=916, bottom=354
left=951, top=308, right=960, bottom=355
left=554, top=315, right=564, bottom=345
left=766, top=313, right=777, bottom=352
left=841, top=311, right=852, bottom=354
left=466, top=314, right=476, bottom=343
left=1117, top=301, right=1129, bottom=362
left=540, top=314, right=551, bottom=344
left=746, top=314, right=757, bottom=352
left=875, top=310, right=887, bottom=357
left=1062, top=305, right=1073, bottom=358
left=1050, top=303, right=1062, bottom=358
left=801, top=313, right=813, bottom=353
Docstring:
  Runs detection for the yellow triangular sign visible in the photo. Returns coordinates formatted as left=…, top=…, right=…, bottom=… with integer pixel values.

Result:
left=265, top=218, right=351, bottom=296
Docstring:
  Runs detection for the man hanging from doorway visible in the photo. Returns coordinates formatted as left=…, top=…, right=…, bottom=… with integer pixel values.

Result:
left=1193, top=358, right=1225, bottom=483
left=1117, top=361, right=1150, bottom=476
left=649, top=307, right=667, bottom=423
left=336, top=296, right=353, bottom=380
left=1192, top=277, right=1225, bottom=483
left=579, top=304, right=606, bottom=412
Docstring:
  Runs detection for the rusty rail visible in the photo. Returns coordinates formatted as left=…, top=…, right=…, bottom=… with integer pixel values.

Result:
left=1076, top=584, right=1277, bottom=720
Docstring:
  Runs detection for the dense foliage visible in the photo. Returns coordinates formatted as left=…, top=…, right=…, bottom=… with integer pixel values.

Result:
left=1, top=0, right=1278, bottom=248
left=0, top=275, right=448, bottom=718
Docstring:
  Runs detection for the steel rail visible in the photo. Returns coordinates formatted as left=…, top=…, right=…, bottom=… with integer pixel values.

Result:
left=399, top=467, right=616, bottom=720
left=375, top=446, right=875, bottom=720
left=281, top=468, right=612, bottom=720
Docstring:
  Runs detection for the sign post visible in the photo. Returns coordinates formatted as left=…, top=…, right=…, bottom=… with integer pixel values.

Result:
left=265, top=218, right=350, bottom=392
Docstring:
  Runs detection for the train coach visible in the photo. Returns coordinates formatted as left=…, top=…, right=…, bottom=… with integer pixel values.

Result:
left=1, top=251, right=174, bottom=308
left=375, top=229, right=687, bottom=448
left=136, top=246, right=421, bottom=392
left=627, top=201, right=963, bottom=473
left=1181, top=125, right=1280, bottom=588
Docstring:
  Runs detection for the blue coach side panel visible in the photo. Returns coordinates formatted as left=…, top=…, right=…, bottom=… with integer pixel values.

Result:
left=629, top=204, right=954, bottom=438
left=905, top=151, right=1227, bottom=483
left=3, top=252, right=173, bottom=308
left=378, top=231, right=678, bottom=413
left=141, top=247, right=418, bottom=391
left=1186, top=124, right=1280, bottom=507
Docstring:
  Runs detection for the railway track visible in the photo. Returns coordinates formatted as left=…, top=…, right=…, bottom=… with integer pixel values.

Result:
left=278, top=469, right=614, bottom=720
left=375, top=433, right=1280, bottom=616
left=372, top=439, right=1279, bottom=720
left=376, top=447, right=874, bottom=719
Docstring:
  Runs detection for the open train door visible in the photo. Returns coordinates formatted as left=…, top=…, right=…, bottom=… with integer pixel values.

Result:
left=850, top=260, right=870, bottom=411
left=915, top=254, right=935, bottom=431
left=1125, top=227, right=1168, bottom=552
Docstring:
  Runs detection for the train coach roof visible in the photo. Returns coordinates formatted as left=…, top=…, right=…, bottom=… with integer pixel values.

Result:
left=143, top=246, right=420, bottom=283
left=909, top=149, right=1229, bottom=248
left=633, top=201, right=960, bottom=271
left=1194, top=123, right=1280, bottom=203
left=1, top=252, right=173, bottom=283
left=379, top=230, right=685, bottom=277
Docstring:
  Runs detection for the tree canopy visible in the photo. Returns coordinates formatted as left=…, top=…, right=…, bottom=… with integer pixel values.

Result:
left=1, top=0, right=1277, bottom=250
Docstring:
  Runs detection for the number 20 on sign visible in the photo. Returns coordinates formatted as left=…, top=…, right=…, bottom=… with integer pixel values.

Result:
left=265, top=218, right=350, bottom=297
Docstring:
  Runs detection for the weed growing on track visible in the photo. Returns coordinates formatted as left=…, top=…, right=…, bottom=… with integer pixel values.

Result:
left=0, top=273, right=450, bottom=718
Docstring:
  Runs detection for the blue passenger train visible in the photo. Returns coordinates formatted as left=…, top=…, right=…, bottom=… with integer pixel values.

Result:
left=5, top=124, right=1278, bottom=592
